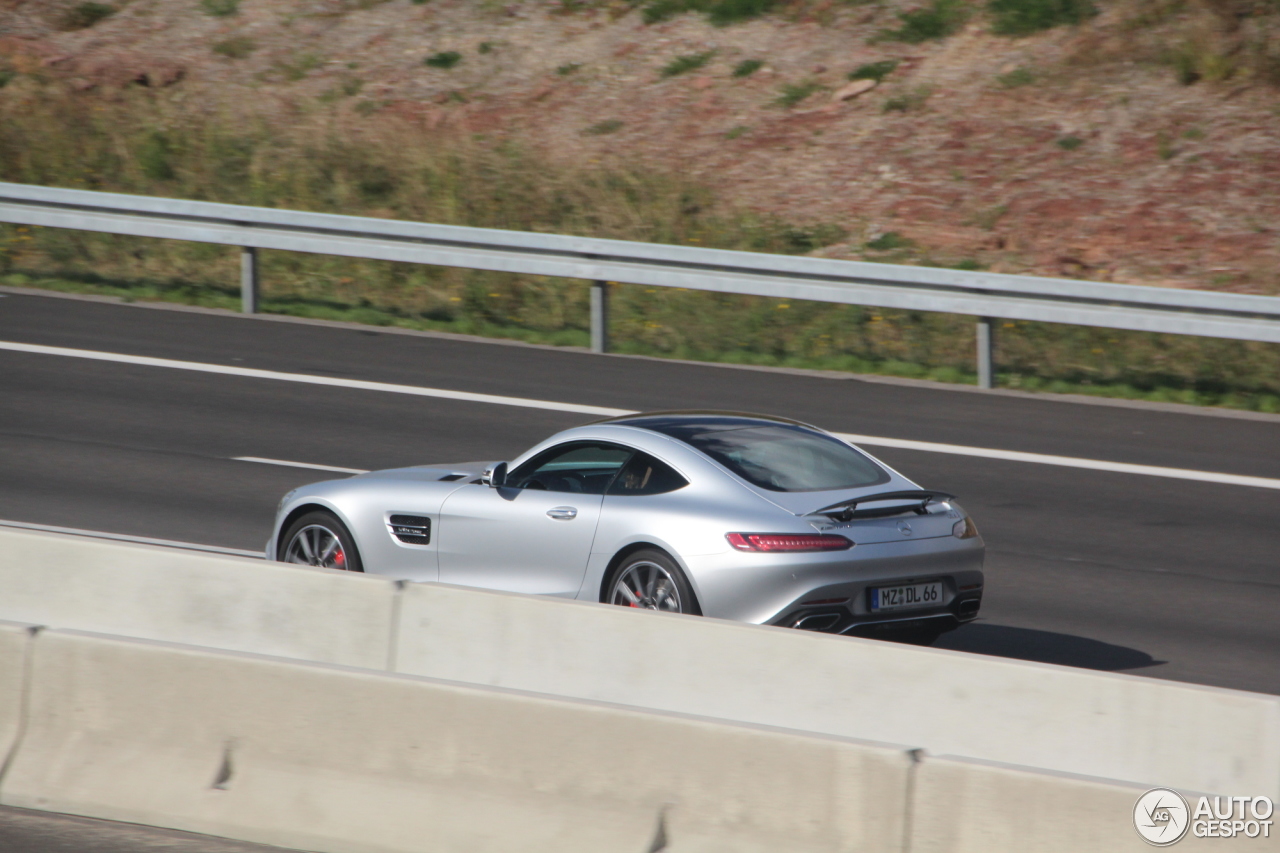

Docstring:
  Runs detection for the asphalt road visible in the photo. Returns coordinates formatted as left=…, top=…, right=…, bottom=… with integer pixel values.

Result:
left=2, top=289, right=1279, bottom=700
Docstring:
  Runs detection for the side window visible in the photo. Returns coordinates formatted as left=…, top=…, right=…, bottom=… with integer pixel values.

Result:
left=506, top=442, right=633, bottom=495
left=607, top=452, right=689, bottom=497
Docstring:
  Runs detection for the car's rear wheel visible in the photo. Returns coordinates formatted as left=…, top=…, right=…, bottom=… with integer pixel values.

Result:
left=279, top=510, right=363, bottom=572
left=606, top=549, right=700, bottom=615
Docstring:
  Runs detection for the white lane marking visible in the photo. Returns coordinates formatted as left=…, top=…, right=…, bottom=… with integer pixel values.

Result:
left=0, top=518, right=264, bottom=558
left=836, top=433, right=1280, bottom=491
left=233, top=456, right=369, bottom=475
left=0, top=340, right=631, bottom=418
left=3, top=339, right=1277, bottom=491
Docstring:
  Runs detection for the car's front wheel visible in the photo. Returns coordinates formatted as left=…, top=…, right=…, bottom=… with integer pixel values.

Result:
left=279, top=510, right=364, bottom=572
left=605, top=549, right=700, bottom=615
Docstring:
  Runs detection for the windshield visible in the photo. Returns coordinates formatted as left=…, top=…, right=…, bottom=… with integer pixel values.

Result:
left=674, top=424, right=889, bottom=492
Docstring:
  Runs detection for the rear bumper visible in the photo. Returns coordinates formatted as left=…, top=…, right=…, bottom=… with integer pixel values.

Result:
left=771, top=587, right=983, bottom=637
left=690, top=534, right=984, bottom=625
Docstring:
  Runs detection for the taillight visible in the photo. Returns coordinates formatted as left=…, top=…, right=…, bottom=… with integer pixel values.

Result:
left=952, top=517, right=979, bottom=539
left=726, top=533, right=853, bottom=552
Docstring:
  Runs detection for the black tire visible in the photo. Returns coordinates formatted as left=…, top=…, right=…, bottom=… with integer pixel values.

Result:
left=278, top=510, right=364, bottom=573
left=604, top=549, right=700, bottom=616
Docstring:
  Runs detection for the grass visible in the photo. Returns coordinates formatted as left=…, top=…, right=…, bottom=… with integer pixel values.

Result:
left=585, top=119, right=624, bottom=134
left=213, top=37, right=257, bottom=60
left=875, top=0, right=967, bottom=43
left=996, top=66, right=1036, bottom=87
left=1056, top=135, right=1084, bottom=150
left=60, top=2, right=116, bottom=30
left=643, top=0, right=779, bottom=26
left=556, top=62, right=582, bottom=75
left=774, top=80, right=823, bottom=108
left=882, top=87, right=931, bottom=112
left=277, top=53, right=323, bottom=81
left=661, top=51, right=716, bottom=78
left=988, top=0, right=1097, bottom=36
left=849, top=60, right=899, bottom=82
left=1, top=85, right=1277, bottom=413
left=425, top=52, right=463, bottom=69
left=200, top=0, right=240, bottom=17
left=725, top=125, right=750, bottom=139
left=865, top=231, right=915, bottom=251
left=733, top=59, right=764, bottom=78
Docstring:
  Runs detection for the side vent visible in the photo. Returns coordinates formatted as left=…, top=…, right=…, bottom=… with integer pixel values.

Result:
left=388, top=514, right=431, bottom=545
left=437, top=473, right=466, bottom=481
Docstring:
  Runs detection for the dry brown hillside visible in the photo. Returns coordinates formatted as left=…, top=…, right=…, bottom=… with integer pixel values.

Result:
left=3, top=0, right=1279, bottom=294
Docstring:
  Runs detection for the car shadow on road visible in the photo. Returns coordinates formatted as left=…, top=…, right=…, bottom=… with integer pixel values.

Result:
left=932, top=623, right=1166, bottom=672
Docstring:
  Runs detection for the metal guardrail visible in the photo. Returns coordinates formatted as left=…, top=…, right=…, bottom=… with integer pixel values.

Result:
left=3, top=181, right=1279, bottom=388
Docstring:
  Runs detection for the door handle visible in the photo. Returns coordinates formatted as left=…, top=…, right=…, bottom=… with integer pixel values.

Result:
left=546, top=506, right=578, bottom=520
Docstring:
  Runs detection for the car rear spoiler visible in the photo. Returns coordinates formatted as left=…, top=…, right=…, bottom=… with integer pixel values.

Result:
left=810, top=490, right=956, bottom=521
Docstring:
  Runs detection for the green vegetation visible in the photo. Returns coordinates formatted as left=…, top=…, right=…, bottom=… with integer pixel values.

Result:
left=1, top=86, right=1277, bottom=412
left=849, top=60, right=899, bottom=82
left=320, top=77, right=366, bottom=102
left=0, top=70, right=14, bottom=89
left=875, top=0, right=967, bottom=43
left=661, top=51, right=715, bottom=78
left=199, top=0, right=240, bottom=16
left=478, top=42, right=494, bottom=54
left=988, top=0, right=1096, bottom=36
left=276, top=53, right=323, bottom=81
left=1056, top=135, right=1083, bottom=150
left=642, top=0, right=778, bottom=26
left=865, top=231, right=915, bottom=251
left=996, top=65, right=1035, bottom=87
left=774, top=80, right=823, bottom=107
left=61, top=2, right=116, bottom=30
left=733, top=58, right=764, bottom=78
left=725, top=124, right=750, bottom=139
left=213, top=37, right=257, bottom=60
left=425, top=51, right=462, bottom=69
left=556, top=62, right=582, bottom=75
left=585, top=118, right=624, bottom=134
left=882, top=86, right=931, bottom=112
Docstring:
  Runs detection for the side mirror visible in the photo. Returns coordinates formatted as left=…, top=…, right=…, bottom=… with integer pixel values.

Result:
left=486, top=462, right=508, bottom=489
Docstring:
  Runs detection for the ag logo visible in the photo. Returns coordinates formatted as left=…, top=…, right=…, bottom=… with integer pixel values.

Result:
left=1135, top=788, right=1190, bottom=846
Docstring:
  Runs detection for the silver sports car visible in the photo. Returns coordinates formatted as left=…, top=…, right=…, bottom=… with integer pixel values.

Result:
left=269, top=412, right=984, bottom=644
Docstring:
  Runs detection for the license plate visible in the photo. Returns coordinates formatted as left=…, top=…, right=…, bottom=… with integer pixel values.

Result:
left=869, top=581, right=943, bottom=612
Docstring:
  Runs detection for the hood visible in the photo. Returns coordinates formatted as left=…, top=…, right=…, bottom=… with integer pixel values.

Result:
left=352, top=460, right=493, bottom=483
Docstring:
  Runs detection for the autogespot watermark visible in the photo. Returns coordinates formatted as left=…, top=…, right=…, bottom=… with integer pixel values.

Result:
left=1134, top=788, right=1275, bottom=845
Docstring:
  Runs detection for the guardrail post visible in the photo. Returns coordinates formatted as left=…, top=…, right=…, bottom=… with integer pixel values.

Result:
left=240, top=247, right=258, bottom=314
left=976, top=317, right=994, bottom=389
left=590, top=280, right=608, bottom=354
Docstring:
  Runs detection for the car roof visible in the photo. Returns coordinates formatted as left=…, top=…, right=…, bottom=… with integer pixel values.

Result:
left=594, top=410, right=819, bottom=437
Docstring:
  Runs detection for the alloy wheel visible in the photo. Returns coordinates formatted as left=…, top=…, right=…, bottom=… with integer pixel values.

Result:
left=284, top=524, right=350, bottom=570
left=610, top=560, right=683, bottom=612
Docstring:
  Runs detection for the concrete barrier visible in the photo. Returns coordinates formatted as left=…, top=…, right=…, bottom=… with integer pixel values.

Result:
left=0, top=620, right=33, bottom=772
left=0, top=527, right=397, bottom=669
left=0, top=629, right=914, bottom=853
left=6, top=527, right=1279, bottom=802
left=394, top=582, right=1280, bottom=799
left=910, top=755, right=1275, bottom=852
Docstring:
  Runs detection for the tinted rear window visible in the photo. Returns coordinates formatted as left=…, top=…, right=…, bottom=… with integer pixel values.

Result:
left=668, top=423, right=888, bottom=492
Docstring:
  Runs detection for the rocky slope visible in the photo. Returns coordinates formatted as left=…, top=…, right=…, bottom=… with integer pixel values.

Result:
left=2, top=0, right=1279, bottom=294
